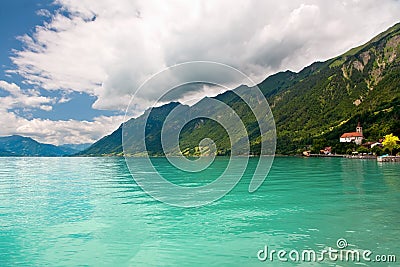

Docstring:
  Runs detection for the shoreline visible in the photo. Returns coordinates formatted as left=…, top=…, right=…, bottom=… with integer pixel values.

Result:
left=305, top=153, right=377, bottom=159
left=2, top=154, right=399, bottom=162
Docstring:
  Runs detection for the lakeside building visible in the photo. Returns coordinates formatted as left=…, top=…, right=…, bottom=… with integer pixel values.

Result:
left=340, top=121, right=364, bottom=145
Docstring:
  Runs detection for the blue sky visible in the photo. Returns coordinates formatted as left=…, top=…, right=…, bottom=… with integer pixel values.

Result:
left=0, top=0, right=399, bottom=145
left=0, top=1, right=51, bottom=91
left=0, top=0, right=118, bottom=121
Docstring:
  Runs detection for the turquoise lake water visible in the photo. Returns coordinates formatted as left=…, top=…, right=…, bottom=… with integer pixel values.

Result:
left=0, top=157, right=399, bottom=266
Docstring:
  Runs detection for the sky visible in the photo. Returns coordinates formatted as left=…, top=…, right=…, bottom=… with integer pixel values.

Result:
left=0, top=0, right=399, bottom=145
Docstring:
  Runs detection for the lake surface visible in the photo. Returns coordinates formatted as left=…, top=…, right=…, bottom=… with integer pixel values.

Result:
left=0, top=157, right=398, bottom=266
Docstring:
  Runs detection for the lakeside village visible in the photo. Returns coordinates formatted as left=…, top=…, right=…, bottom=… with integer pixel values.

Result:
left=303, top=121, right=400, bottom=162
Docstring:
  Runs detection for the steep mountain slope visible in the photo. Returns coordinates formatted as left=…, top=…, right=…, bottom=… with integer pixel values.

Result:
left=75, top=125, right=123, bottom=156
left=76, top=102, right=181, bottom=156
left=78, top=22, right=400, bottom=156
left=0, top=135, right=74, bottom=156
left=270, top=22, right=400, bottom=153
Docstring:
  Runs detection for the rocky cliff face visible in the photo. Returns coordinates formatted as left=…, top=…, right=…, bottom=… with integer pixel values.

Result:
left=337, top=26, right=400, bottom=104
left=268, top=23, right=400, bottom=153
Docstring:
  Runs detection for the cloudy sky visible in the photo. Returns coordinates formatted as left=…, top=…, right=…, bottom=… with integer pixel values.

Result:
left=0, top=0, right=399, bottom=145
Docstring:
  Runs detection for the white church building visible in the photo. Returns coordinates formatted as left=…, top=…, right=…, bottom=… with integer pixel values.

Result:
left=340, top=121, right=364, bottom=145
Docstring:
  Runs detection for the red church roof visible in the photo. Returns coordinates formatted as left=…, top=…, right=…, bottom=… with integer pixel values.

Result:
left=341, top=132, right=363, bottom=138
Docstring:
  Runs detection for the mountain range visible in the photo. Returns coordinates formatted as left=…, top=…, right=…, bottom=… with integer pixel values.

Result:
left=76, top=22, right=400, bottom=156
left=3, top=23, right=399, bottom=157
left=0, top=135, right=89, bottom=157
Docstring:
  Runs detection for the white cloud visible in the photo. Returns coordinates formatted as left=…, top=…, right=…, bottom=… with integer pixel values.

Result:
left=0, top=80, right=124, bottom=144
left=36, top=9, right=52, bottom=18
left=57, top=96, right=71, bottom=103
left=39, top=105, right=53, bottom=111
left=3, top=0, right=400, bottom=144
left=9, top=0, right=400, bottom=113
left=0, top=80, right=55, bottom=110
left=0, top=80, right=21, bottom=95
left=13, top=0, right=400, bottom=109
left=14, top=115, right=125, bottom=145
left=0, top=108, right=124, bottom=145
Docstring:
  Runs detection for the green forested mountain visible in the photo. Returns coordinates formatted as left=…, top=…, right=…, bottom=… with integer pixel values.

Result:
left=76, top=102, right=181, bottom=156
left=0, top=135, right=75, bottom=156
left=78, top=22, right=400, bottom=156
left=270, top=22, right=400, bottom=153
left=75, top=125, right=123, bottom=156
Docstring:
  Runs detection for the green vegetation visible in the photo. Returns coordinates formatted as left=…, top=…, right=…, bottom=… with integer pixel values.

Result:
left=382, top=133, right=400, bottom=155
left=269, top=22, right=400, bottom=154
left=0, top=135, right=75, bottom=157
left=78, top=23, right=400, bottom=157
left=75, top=124, right=123, bottom=156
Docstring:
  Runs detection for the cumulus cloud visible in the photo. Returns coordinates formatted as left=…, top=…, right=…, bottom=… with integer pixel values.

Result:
left=13, top=115, right=125, bottom=145
left=3, top=0, right=400, bottom=144
left=0, top=80, right=55, bottom=110
left=0, top=108, right=124, bottom=145
left=9, top=0, right=400, bottom=112
left=0, top=80, right=124, bottom=145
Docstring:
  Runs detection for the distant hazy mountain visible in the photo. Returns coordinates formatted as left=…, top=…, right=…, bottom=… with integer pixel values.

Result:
left=0, top=135, right=75, bottom=157
left=59, top=143, right=92, bottom=153
left=78, top=22, right=400, bottom=156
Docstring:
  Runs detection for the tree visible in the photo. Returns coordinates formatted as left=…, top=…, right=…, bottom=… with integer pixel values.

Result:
left=371, top=145, right=383, bottom=156
left=382, top=134, right=400, bottom=155
left=357, top=146, right=369, bottom=154
left=346, top=148, right=354, bottom=155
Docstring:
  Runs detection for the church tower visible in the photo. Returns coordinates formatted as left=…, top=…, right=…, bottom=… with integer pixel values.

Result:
left=356, top=121, right=363, bottom=136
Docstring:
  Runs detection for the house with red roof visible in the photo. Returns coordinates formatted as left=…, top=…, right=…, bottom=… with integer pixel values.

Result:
left=340, top=121, right=364, bottom=145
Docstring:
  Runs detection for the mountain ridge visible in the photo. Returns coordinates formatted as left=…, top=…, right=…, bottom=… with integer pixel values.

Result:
left=78, top=22, right=400, bottom=156
left=0, top=135, right=81, bottom=157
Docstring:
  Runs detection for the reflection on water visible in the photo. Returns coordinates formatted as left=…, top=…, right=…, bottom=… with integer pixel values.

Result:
left=0, top=157, right=399, bottom=266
